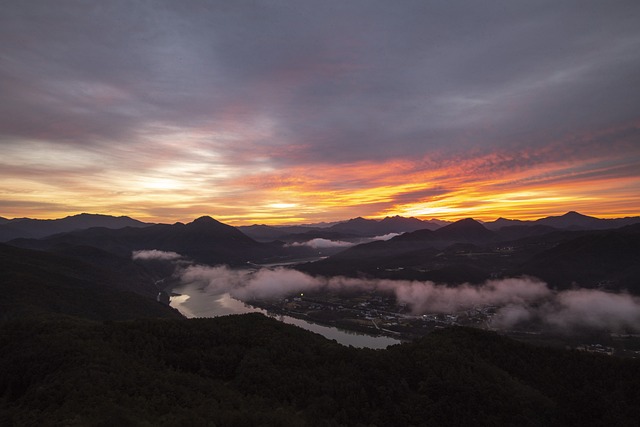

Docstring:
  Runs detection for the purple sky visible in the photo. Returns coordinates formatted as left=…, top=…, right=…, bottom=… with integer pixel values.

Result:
left=1, top=1, right=639, bottom=224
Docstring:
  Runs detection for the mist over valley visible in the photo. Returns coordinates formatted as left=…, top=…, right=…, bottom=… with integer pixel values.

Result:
left=3, top=211, right=640, bottom=425
left=5, top=211, right=640, bottom=339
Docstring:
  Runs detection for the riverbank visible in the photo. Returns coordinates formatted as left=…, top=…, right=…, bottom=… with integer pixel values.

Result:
left=169, top=284, right=401, bottom=348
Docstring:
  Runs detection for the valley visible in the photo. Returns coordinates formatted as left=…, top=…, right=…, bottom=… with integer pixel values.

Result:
left=2, top=211, right=640, bottom=425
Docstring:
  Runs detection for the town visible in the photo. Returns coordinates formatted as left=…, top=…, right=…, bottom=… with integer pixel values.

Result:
left=247, top=290, right=640, bottom=358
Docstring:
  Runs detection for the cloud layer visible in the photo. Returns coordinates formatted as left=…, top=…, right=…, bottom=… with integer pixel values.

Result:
left=2, top=1, right=640, bottom=223
left=173, top=260, right=640, bottom=333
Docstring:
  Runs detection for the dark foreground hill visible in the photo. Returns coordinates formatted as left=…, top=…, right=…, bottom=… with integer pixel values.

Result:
left=0, top=243, right=181, bottom=321
left=1, top=313, right=639, bottom=426
left=2, top=236, right=640, bottom=426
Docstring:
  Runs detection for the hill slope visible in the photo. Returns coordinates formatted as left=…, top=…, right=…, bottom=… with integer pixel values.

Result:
left=301, top=220, right=640, bottom=290
left=1, top=314, right=638, bottom=426
left=0, top=243, right=181, bottom=321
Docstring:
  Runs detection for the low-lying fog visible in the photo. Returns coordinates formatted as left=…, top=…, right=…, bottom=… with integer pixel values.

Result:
left=134, top=250, right=640, bottom=333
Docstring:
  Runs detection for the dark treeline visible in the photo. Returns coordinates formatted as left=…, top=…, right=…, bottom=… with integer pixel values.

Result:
left=1, top=313, right=639, bottom=426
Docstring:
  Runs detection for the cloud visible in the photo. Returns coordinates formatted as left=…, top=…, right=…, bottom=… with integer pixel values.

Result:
left=232, top=268, right=322, bottom=300
left=387, top=277, right=552, bottom=314
left=132, top=249, right=183, bottom=261
left=179, top=264, right=249, bottom=293
left=171, top=257, right=640, bottom=332
left=542, top=289, right=640, bottom=331
left=1, top=2, right=640, bottom=223
left=286, top=233, right=401, bottom=249
left=288, top=238, right=354, bottom=249
left=370, top=233, right=402, bottom=241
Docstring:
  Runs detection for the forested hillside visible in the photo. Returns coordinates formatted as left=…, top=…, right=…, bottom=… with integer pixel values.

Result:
left=1, top=313, right=639, bottom=426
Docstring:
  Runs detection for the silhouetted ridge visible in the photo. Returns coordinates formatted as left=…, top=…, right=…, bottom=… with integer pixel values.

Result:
left=9, top=216, right=268, bottom=265
left=433, top=218, right=496, bottom=242
left=190, top=215, right=223, bottom=225
left=0, top=213, right=150, bottom=241
left=535, top=211, right=601, bottom=229
left=379, top=215, right=438, bottom=232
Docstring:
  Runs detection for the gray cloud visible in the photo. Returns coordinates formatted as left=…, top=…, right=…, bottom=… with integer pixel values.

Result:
left=286, top=233, right=401, bottom=249
left=2, top=1, right=640, bottom=221
left=172, top=259, right=640, bottom=333
left=287, top=238, right=354, bottom=249
left=132, top=249, right=183, bottom=261
left=2, top=1, right=640, bottom=165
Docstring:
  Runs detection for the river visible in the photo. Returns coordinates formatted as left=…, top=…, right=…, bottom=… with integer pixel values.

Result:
left=170, top=282, right=401, bottom=349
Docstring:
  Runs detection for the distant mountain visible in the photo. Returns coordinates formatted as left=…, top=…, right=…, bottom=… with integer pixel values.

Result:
left=520, top=226, right=640, bottom=293
left=237, top=224, right=292, bottom=241
left=0, top=213, right=151, bottom=242
left=0, top=216, right=9, bottom=225
left=535, top=211, right=604, bottom=229
left=483, top=217, right=528, bottom=230
left=242, top=212, right=640, bottom=244
left=300, top=218, right=640, bottom=291
left=240, top=215, right=438, bottom=242
left=237, top=224, right=324, bottom=242
left=433, top=218, right=497, bottom=242
left=395, top=218, right=497, bottom=245
left=301, top=219, right=499, bottom=280
left=327, top=215, right=438, bottom=236
left=9, top=216, right=279, bottom=266
left=427, top=218, right=452, bottom=227
left=325, top=217, right=383, bottom=235
left=379, top=215, right=441, bottom=233
left=485, top=211, right=640, bottom=231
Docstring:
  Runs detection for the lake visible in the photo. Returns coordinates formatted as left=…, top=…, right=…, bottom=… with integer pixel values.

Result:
left=171, top=282, right=401, bottom=349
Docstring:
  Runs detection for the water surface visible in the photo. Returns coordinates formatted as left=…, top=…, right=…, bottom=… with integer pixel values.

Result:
left=171, top=283, right=401, bottom=349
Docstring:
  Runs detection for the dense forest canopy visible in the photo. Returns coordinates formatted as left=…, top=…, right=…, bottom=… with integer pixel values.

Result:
left=2, top=313, right=639, bottom=426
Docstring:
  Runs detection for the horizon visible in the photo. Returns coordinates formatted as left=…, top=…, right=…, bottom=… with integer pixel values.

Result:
left=1, top=209, right=636, bottom=227
left=1, top=2, right=639, bottom=225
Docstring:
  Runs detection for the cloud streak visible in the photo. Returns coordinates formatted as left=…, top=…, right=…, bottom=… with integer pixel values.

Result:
left=132, top=249, right=183, bottom=261
left=287, top=238, right=354, bottom=249
left=286, top=233, right=401, bottom=249
left=1, top=2, right=640, bottom=223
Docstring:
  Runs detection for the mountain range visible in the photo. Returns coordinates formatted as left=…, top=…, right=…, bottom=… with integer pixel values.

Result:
left=3, top=210, right=640, bottom=302
left=0, top=213, right=149, bottom=242
left=2, top=210, right=640, bottom=425
left=299, top=218, right=640, bottom=294
left=8, top=215, right=277, bottom=266
left=3, top=211, right=639, bottom=243
left=239, top=211, right=640, bottom=242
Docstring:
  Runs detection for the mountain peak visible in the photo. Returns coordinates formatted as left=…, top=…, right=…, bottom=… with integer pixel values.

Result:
left=348, top=216, right=369, bottom=223
left=536, top=211, right=601, bottom=229
left=434, top=218, right=495, bottom=242
left=562, top=211, right=592, bottom=218
left=191, top=216, right=221, bottom=224
left=447, top=218, right=485, bottom=228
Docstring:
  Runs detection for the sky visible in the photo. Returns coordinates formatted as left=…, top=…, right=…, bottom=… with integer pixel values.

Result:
left=1, top=1, right=639, bottom=225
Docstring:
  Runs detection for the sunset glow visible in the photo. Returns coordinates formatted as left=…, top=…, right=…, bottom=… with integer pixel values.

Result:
left=1, top=2, right=639, bottom=224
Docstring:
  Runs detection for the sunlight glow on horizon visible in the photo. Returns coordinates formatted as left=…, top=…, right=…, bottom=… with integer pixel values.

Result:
left=1, top=2, right=639, bottom=226
left=3, top=152, right=639, bottom=225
